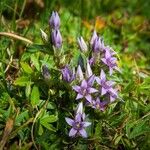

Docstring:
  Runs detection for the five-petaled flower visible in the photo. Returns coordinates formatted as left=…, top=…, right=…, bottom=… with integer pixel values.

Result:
left=101, top=49, right=119, bottom=75
left=73, top=79, right=97, bottom=103
left=65, top=113, right=91, bottom=138
left=96, top=69, right=115, bottom=96
left=92, top=97, right=107, bottom=111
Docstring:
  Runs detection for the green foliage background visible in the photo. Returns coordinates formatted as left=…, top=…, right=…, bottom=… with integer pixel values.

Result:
left=0, top=0, right=150, bottom=149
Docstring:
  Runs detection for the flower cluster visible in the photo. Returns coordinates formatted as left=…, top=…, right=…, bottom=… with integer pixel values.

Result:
left=49, top=11, right=62, bottom=48
left=49, top=11, right=120, bottom=138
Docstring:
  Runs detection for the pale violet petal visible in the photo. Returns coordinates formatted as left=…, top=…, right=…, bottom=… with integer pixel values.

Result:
left=85, top=94, right=92, bottom=103
left=65, top=117, right=74, bottom=126
left=79, top=129, right=87, bottom=138
left=88, top=88, right=98, bottom=93
left=76, top=94, right=83, bottom=100
left=101, top=87, right=107, bottom=96
left=69, top=128, right=77, bottom=137
left=83, top=122, right=91, bottom=127
left=72, top=85, right=81, bottom=92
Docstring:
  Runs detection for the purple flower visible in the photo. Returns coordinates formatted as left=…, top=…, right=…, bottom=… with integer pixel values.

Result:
left=61, top=65, right=75, bottom=82
left=96, top=69, right=115, bottom=96
left=51, top=29, right=62, bottom=48
left=101, top=50, right=119, bottom=75
left=65, top=113, right=91, bottom=138
left=49, top=11, right=60, bottom=29
left=73, top=79, right=97, bottom=103
left=92, top=97, right=107, bottom=111
left=90, top=30, right=98, bottom=46
left=77, top=37, right=88, bottom=52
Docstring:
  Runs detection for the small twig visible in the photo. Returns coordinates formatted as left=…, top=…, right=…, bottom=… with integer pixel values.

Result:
left=0, top=32, right=33, bottom=44
left=9, top=118, right=34, bottom=140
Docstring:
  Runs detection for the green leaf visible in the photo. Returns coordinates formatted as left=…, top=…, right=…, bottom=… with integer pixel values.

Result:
left=40, top=115, right=58, bottom=123
left=26, top=44, right=53, bottom=54
left=14, top=76, right=31, bottom=87
left=40, top=121, right=56, bottom=132
left=30, top=54, right=40, bottom=71
left=15, top=110, right=29, bottom=125
left=30, top=85, right=40, bottom=106
left=20, top=62, right=33, bottom=74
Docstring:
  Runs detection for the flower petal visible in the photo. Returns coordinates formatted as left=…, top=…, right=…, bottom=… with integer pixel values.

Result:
left=75, top=113, right=82, bottom=122
left=65, top=117, right=74, bottom=126
left=76, top=65, right=84, bottom=81
left=95, top=77, right=101, bottom=85
left=100, top=69, right=106, bottom=81
left=83, top=122, right=91, bottom=127
left=86, top=61, right=93, bottom=78
left=101, top=58, right=107, bottom=64
left=109, top=67, right=113, bottom=75
left=81, top=80, right=88, bottom=88
left=72, top=85, right=81, bottom=92
left=101, top=87, right=107, bottom=96
left=76, top=102, right=83, bottom=114
left=87, top=75, right=95, bottom=86
left=88, top=88, right=98, bottom=93
left=79, top=129, right=87, bottom=138
left=76, top=94, right=84, bottom=100
left=69, top=128, right=77, bottom=137
left=85, top=94, right=92, bottom=103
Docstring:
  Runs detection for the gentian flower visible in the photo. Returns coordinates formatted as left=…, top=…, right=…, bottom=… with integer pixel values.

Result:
left=61, top=65, right=75, bottom=82
left=92, top=97, right=107, bottom=111
left=51, top=29, right=62, bottom=48
left=101, top=50, right=119, bottom=75
left=65, top=113, right=91, bottom=138
left=49, top=11, right=60, bottom=29
left=77, top=37, right=88, bottom=52
left=73, top=79, right=98, bottom=103
left=96, top=69, right=115, bottom=96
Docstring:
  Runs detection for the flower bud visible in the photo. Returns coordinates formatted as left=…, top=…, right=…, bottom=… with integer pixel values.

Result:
left=40, top=29, right=48, bottom=43
left=76, top=102, right=83, bottom=114
left=92, top=37, right=102, bottom=53
left=77, top=37, right=88, bottom=52
left=61, top=65, right=75, bottom=82
left=42, top=65, right=50, bottom=79
left=76, top=65, right=84, bottom=81
left=85, top=60, right=93, bottom=78
left=90, top=30, right=98, bottom=46
left=51, top=29, right=62, bottom=48
left=49, top=11, right=60, bottom=29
